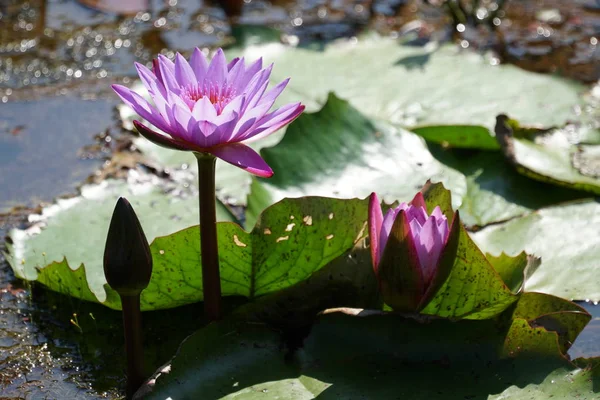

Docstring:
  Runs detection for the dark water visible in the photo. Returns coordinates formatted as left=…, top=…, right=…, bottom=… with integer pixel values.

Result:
left=1, top=0, right=600, bottom=398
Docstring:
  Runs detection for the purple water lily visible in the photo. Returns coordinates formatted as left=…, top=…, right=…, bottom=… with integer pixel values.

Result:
left=112, top=48, right=304, bottom=177
left=369, top=191, right=460, bottom=311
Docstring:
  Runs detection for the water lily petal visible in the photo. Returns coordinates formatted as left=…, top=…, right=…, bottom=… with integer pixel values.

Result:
left=171, top=102, right=193, bottom=141
left=210, top=143, right=273, bottom=177
left=227, top=57, right=240, bottom=71
left=380, top=207, right=400, bottom=263
left=411, top=192, right=427, bottom=209
left=191, top=96, right=218, bottom=122
left=430, top=206, right=444, bottom=219
left=258, top=78, right=290, bottom=109
left=242, top=65, right=273, bottom=111
left=406, top=205, right=428, bottom=225
left=368, top=193, right=384, bottom=271
left=190, top=48, right=209, bottom=82
left=218, top=95, right=245, bottom=122
left=133, top=120, right=189, bottom=152
left=214, top=110, right=239, bottom=144
left=207, top=48, right=227, bottom=86
left=229, top=100, right=274, bottom=140
left=152, top=59, right=164, bottom=86
left=174, top=53, right=197, bottom=87
left=415, top=216, right=444, bottom=285
left=226, top=57, right=245, bottom=88
left=234, top=57, right=262, bottom=92
left=157, top=55, right=179, bottom=92
left=135, top=63, right=171, bottom=120
left=112, top=84, right=171, bottom=133
left=135, top=62, right=167, bottom=99
left=240, top=103, right=305, bottom=143
left=198, top=120, right=218, bottom=138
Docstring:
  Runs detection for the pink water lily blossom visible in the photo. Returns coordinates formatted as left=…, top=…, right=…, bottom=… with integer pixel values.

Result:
left=368, top=191, right=459, bottom=311
left=112, top=48, right=304, bottom=177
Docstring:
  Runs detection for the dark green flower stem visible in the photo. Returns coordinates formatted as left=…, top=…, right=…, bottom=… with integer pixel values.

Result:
left=195, top=153, right=222, bottom=321
left=121, top=294, right=144, bottom=399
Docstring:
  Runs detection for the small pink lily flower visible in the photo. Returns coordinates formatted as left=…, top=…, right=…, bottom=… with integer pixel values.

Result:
left=368, top=191, right=460, bottom=312
left=112, top=48, right=305, bottom=177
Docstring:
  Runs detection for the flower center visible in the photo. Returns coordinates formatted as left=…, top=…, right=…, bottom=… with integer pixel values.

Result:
left=181, top=82, right=236, bottom=115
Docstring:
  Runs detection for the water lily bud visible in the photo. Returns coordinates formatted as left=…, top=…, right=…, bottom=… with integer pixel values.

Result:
left=104, top=197, right=153, bottom=296
left=368, top=191, right=460, bottom=312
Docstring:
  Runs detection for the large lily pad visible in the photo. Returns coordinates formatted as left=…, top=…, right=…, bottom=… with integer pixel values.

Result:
left=141, top=308, right=593, bottom=399
left=251, top=35, right=584, bottom=129
left=411, top=125, right=500, bottom=150
left=142, top=196, right=369, bottom=310
left=7, top=192, right=369, bottom=310
left=471, top=200, right=600, bottom=302
left=6, top=173, right=236, bottom=305
left=130, top=35, right=586, bottom=214
left=245, top=94, right=466, bottom=229
left=427, top=145, right=586, bottom=227
left=246, top=95, right=585, bottom=230
left=511, top=132, right=600, bottom=195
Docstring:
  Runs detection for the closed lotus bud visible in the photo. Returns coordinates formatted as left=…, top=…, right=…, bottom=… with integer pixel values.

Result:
left=368, top=191, right=460, bottom=312
left=103, top=197, right=153, bottom=296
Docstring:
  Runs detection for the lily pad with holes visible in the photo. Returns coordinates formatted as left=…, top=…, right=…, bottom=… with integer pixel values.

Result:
left=5, top=174, right=237, bottom=308
left=7, top=192, right=370, bottom=310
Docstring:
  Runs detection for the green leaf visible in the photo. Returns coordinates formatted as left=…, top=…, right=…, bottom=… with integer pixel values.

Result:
left=489, top=366, right=599, bottom=400
left=6, top=176, right=237, bottom=307
left=144, top=309, right=591, bottom=399
left=471, top=200, right=600, bottom=302
left=421, top=180, right=454, bottom=221
left=511, top=131, right=600, bottom=195
left=7, top=195, right=369, bottom=310
left=428, top=146, right=585, bottom=227
left=492, top=117, right=600, bottom=195
left=487, top=252, right=540, bottom=294
left=504, top=292, right=590, bottom=356
left=246, top=94, right=466, bottom=229
left=411, top=125, right=500, bottom=150
left=421, top=225, right=516, bottom=319
left=132, top=36, right=586, bottom=213
left=255, top=37, right=584, bottom=129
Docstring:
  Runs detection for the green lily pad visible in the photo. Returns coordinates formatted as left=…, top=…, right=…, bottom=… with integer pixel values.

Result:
left=492, top=117, right=600, bottom=195
left=255, top=35, right=584, bottom=129
left=411, top=125, right=500, bottom=150
left=428, top=146, right=586, bottom=227
left=131, top=35, right=586, bottom=213
left=247, top=96, right=586, bottom=231
left=471, top=200, right=600, bottom=302
left=513, top=133, right=600, bottom=195
left=486, top=252, right=540, bottom=294
left=507, top=292, right=591, bottom=355
left=142, top=196, right=369, bottom=310
left=421, top=224, right=516, bottom=320
left=7, top=192, right=369, bottom=310
left=142, top=308, right=593, bottom=399
left=245, top=94, right=466, bottom=229
left=6, top=175, right=236, bottom=304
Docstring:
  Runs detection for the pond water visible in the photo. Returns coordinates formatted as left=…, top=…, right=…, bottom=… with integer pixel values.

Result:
left=1, top=0, right=600, bottom=398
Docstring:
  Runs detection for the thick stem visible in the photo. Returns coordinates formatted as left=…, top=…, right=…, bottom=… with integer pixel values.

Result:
left=195, top=153, right=222, bottom=321
left=121, top=294, right=144, bottom=399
